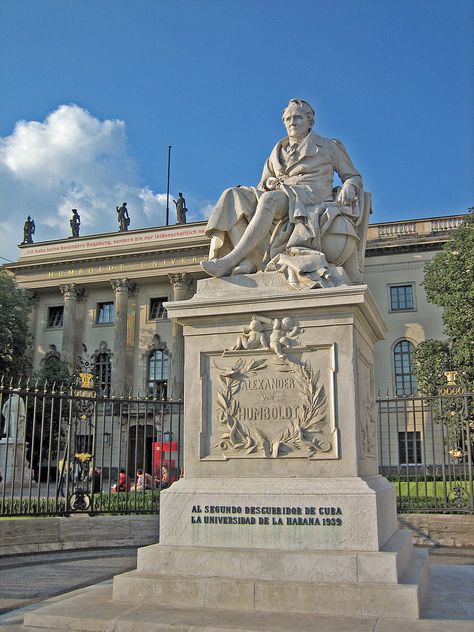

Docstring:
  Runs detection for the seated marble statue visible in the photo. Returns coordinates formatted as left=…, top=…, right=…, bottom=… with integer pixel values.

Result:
left=201, top=99, right=370, bottom=288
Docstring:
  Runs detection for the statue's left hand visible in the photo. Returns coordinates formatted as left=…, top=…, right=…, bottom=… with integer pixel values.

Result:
left=337, top=183, right=356, bottom=206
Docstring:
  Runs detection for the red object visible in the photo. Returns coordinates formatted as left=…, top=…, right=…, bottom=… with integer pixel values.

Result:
left=153, top=441, right=179, bottom=483
left=112, top=471, right=131, bottom=493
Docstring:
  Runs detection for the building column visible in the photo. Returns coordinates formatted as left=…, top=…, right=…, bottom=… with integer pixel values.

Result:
left=111, top=278, right=136, bottom=395
left=168, top=273, right=194, bottom=400
left=59, top=284, right=83, bottom=370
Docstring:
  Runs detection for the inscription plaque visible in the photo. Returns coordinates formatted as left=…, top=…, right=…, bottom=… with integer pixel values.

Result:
left=201, top=344, right=338, bottom=460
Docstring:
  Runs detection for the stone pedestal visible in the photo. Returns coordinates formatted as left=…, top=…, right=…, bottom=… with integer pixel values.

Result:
left=111, top=274, right=429, bottom=621
left=0, top=439, right=32, bottom=483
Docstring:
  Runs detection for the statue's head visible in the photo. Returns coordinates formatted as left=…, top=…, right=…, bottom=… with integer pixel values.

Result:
left=282, top=99, right=315, bottom=140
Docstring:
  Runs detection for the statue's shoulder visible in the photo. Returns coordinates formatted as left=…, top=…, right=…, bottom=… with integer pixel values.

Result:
left=330, top=138, right=346, bottom=148
left=328, top=137, right=351, bottom=157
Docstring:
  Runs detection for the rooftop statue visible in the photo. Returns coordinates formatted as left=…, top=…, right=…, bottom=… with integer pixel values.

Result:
left=70, top=209, right=81, bottom=238
left=21, top=215, right=35, bottom=245
left=116, top=202, right=130, bottom=232
left=173, top=192, right=188, bottom=224
left=201, top=99, right=371, bottom=289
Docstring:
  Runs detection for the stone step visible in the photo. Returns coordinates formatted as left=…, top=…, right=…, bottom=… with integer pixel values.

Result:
left=135, top=529, right=413, bottom=585
left=22, top=580, right=474, bottom=632
left=112, top=548, right=428, bottom=619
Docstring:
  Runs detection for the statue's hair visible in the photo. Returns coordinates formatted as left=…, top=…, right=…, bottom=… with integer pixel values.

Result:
left=282, top=99, right=315, bottom=127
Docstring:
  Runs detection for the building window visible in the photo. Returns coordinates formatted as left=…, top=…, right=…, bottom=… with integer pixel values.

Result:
left=390, top=284, right=414, bottom=311
left=47, top=306, right=64, bottom=328
left=393, top=339, right=417, bottom=396
left=147, top=350, right=169, bottom=399
left=398, top=431, right=422, bottom=465
left=149, top=297, right=168, bottom=320
left=96, top=302, right=114, bottom=324
left=94, top=352, right=112, bottom=397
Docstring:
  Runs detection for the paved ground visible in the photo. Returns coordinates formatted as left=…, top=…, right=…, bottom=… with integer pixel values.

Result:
left=0, top=547, right=138, bottom=615
left=0, top=546, right=472, bottom=630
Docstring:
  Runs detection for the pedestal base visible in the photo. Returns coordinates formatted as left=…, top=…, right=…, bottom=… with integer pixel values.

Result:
left=112, top=531, right=428, bottom=619
left=111, top=476, right=427, bottom=620
left=0, top=439, right=31, bottom=483
left=159, top=476, right=398, bottom=552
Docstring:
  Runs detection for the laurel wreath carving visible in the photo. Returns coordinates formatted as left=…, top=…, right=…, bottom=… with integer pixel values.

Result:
left=214, top=356, right=330, bottom=459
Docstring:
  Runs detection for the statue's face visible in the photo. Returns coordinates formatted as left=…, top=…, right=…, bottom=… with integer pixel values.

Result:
left=283, top=107, right=310, bottom=142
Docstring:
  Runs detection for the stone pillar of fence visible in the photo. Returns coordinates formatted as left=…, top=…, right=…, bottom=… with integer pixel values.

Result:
left=168, top=273, right=194, bottom=400
left=111, top=278, right=136, bottom=395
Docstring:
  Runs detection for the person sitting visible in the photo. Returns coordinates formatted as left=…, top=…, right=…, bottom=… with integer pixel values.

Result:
left=201, top=99, right=366, bottom=286
left=111, top=468, right=131, bottom=493
left=155, top=465, right=170, bottom=489
left=132, top=468, right=154, bottom=491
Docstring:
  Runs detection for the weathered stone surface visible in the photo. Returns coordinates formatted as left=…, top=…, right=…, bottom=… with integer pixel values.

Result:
left=0, top=515, right=158, bottom=556
left=159, top=476, right=397, bottom=552
left=399, top=513, right=474, bottom=548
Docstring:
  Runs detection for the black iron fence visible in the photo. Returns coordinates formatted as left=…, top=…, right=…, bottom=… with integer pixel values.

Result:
left=0, top=379, right=183, bottom=516
left=2, top=379, right=472, bottom=516
left=377, top=389, right=473, bottom=513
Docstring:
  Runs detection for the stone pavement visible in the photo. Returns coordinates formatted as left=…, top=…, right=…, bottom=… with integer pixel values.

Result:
left=0, top=547, right=137, bottom=616
left=0, top=547, right=472, bottom=631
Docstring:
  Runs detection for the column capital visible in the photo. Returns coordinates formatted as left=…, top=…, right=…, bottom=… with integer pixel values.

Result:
left=59, top=284, right=85, bottom=300
left=168, top=272, right=194, bottom=292
left=110, top=278, right=136, bottom=295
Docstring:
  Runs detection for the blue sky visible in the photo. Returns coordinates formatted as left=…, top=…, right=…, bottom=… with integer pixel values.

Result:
left=0, top=0, right=472, bottom=261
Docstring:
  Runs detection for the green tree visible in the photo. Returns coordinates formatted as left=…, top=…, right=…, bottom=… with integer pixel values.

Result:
left=0, top=268, right=32, bottom=379
left=26, top=353, right=74, bottom=482
left=34, top=352, right=74, bottom=388
left=413, top=339, right=450, bottom=396
left=413, top=213, right=474, bottom=460
left=416, top=212, right=474, bottom=389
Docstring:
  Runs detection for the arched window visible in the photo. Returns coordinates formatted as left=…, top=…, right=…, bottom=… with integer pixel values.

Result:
left=393, top=340, right=417, bottom=396
left=147, top=349, right=169, bottom=399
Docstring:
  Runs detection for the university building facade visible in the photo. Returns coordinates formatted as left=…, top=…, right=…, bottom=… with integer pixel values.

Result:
left=5, top=213, right=466, bottom=470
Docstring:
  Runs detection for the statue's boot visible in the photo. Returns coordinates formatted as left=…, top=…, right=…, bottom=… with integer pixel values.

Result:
left=233, top=258, right=257, bottom=275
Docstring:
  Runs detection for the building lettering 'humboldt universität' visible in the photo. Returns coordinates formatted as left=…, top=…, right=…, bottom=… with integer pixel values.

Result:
left=5, top=213, right=465, bottom=467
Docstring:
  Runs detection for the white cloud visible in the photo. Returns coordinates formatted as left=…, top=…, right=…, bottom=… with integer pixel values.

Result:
left=0, top=105, right=172, bottom=261
left=198, top=203, right=215, bottom=220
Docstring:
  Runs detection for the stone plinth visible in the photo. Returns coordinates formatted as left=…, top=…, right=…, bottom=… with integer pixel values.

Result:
left=107, top=275, right=428, bottom=620
left=0, top=439, right=32, bottom=483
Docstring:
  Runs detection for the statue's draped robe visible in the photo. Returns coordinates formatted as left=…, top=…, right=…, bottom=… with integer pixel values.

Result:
left=205, top=131, right=362, bottom=265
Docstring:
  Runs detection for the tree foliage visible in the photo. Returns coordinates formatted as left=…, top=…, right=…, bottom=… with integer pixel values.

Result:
left=34, top=353, right=74, bottom=388
left=0, top=268, right=32, bottom=379
left=412, top=213, right=474, bottom=459
left=413, top=339, right=450, bottom=396
left=417, top=212, right=474, bottom=389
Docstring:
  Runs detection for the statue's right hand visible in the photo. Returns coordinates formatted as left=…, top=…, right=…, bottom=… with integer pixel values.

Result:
left=265, top=177, right=280, bottom=190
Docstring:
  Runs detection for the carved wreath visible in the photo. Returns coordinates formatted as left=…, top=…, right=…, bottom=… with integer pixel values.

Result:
left=214, top=356, right=331, bottom=459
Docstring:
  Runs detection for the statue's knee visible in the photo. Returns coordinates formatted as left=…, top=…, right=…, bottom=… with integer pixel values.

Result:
left=259, top=191, right=287, bottom=216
